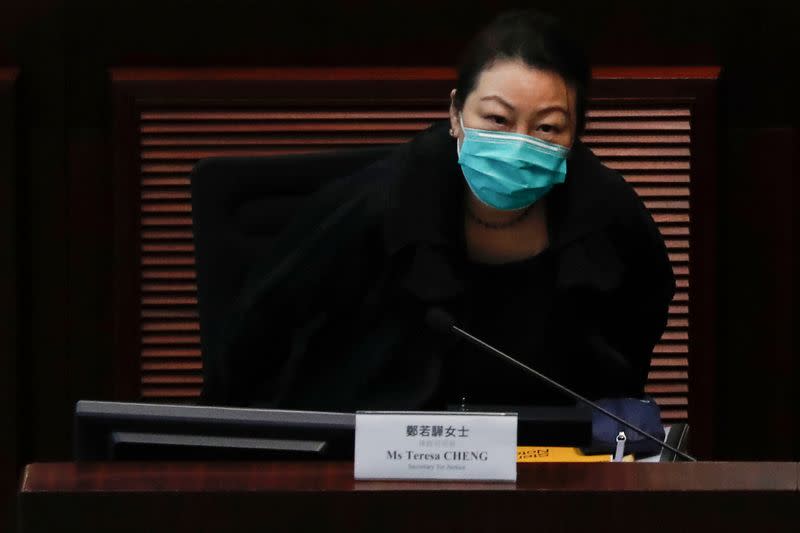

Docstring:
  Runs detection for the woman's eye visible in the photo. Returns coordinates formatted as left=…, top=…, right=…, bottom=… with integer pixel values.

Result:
left=487, top=115, right=507, bottom=126
left=538, top=124, right=555, bottom=133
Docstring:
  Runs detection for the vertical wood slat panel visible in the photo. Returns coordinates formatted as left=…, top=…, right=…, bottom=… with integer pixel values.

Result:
left=111, top=68, right=719, bottom=426
left=137, top=103, right=691, bottom=422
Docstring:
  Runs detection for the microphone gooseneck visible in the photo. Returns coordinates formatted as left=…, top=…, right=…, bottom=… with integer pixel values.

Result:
left=426, top=308, right=696, bottom=462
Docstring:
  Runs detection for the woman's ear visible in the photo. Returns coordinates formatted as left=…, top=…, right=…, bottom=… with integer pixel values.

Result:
left=448, top=88, right=461, bottom=139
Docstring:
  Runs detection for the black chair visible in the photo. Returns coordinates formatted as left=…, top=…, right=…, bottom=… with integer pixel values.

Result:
left=189, top=147, right=690, bottom=461
left=190, top=146, right=394, bottom=399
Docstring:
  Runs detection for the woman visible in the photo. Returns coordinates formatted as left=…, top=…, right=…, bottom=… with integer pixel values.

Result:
left=201, top=10, right=675, bottom=411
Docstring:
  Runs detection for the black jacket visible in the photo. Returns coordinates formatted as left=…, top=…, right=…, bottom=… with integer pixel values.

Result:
left=202, top=122, right=675, bottom=410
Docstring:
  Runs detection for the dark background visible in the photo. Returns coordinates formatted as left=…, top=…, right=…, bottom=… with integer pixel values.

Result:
left=0, top=0, right=796, bottom=529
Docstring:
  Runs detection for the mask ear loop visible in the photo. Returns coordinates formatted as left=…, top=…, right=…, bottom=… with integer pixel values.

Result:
left=457, top=113, right=465, bottom=156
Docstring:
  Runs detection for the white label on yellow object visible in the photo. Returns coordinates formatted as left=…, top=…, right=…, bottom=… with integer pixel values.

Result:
left=517, top=446, right=634, bottom=463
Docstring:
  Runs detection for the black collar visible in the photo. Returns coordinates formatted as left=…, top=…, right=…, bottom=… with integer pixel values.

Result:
left=382, top=122, right=465, bottom=257
left=379, top=121, right=628, bottom=304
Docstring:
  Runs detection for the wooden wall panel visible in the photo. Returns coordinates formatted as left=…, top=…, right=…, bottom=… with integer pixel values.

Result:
left=715, top=127, right=797, bottom=460
left=584, top=104, right=693, bottom=421
left=113, top=67, right=719, bottom=452
left=591, top=69, right=720, bottom=457
left=0, top=66, right=18, bottom=533
left=138, top=109, right=436, bottom=399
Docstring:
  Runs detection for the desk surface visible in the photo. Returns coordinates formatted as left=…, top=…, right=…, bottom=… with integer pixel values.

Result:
left=20, top=460, right=799, bottom=492
left=19, top=462, right=800, bottom=532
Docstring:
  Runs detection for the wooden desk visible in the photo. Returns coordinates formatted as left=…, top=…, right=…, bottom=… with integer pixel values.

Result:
left=19, top=462, right=799, bottom=532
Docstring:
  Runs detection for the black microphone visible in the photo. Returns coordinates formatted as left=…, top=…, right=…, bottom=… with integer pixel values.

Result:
left=425, top=308, right=696, bottom=462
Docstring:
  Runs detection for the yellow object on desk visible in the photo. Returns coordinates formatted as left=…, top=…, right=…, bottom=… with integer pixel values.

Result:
left=517, top=446, right=634, bottom=463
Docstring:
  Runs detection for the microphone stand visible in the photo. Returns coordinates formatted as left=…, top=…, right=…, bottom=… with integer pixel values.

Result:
left=447, top=321, right=696, bottom=462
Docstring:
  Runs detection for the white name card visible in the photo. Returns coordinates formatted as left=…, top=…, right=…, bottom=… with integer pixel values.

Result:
left=354, top=411, right=517, bottom=481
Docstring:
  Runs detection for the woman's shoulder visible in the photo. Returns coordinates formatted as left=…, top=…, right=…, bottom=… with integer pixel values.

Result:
left=568, top=140, right=656, bottom=228
left=309, top=122, right=451, bottom=205
left=569, top=141, right=636, bottom=200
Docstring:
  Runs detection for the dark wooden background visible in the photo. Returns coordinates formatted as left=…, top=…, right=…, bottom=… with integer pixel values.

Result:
left=0, top=0, right=796, bottom=529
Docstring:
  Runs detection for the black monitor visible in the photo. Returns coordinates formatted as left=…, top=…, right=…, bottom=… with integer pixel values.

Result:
left=74, top=400, right=592, bottom=461
left=74, top=400, right=356, bottom=460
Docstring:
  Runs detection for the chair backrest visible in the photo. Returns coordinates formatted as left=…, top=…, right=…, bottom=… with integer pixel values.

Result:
left=190, top=147, right=394, bottom=366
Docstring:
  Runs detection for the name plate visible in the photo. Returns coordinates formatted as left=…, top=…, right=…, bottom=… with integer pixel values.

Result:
left=354, top=411, right=517, bottom=481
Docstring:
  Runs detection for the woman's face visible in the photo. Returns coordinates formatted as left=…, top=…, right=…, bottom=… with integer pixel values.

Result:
left=449, top=58, right=578, bottom=150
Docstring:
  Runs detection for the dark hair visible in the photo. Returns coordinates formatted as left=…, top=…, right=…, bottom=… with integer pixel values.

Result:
left=454, top=10, right=591, bottom=135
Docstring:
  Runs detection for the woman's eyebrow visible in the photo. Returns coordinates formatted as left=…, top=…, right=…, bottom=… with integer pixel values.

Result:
left=479, top=95, right=515, bottom=110
left=536, top=105, right=570, bottom=116
left=481, top=96, right=569, bottom=118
